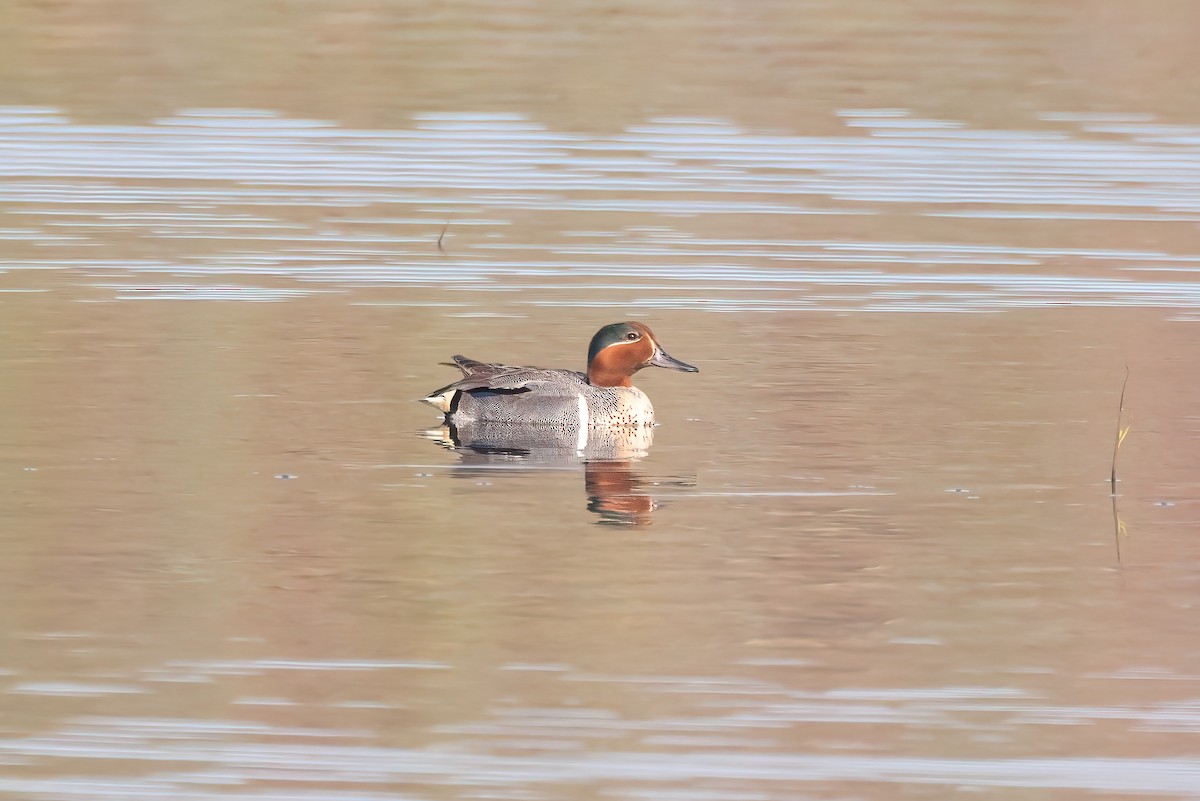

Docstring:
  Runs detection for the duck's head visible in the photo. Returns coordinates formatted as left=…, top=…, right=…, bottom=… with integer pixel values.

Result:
left=586, top=321, right=699, bottom=388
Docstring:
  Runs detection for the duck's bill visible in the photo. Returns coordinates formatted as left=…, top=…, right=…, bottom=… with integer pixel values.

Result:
left=648, top=347, right=699, bottom=372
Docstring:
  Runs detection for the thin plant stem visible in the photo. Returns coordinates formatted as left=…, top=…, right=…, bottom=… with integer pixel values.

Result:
left=1111, top=366, right=1131, bottom=495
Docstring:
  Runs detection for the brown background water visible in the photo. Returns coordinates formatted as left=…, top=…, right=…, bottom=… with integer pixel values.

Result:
left=2, top=1, right=1200, bottom=799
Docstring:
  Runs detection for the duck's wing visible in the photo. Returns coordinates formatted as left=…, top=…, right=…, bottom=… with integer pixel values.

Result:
left=448, top=355, right=496, bottom=377
left=423, top=357, right=587, bottom=413
left=440, top=359, right=586, bottom=394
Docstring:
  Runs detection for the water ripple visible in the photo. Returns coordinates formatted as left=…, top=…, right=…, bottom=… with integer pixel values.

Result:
left=1, top=107, right=1199, bottom=313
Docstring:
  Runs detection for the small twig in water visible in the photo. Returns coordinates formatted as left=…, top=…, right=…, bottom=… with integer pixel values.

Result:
left=1110, top=366, right=1131, bottom=495
left=436, top=221, right=450, bottom=253
left=1111, top=492, right=1126, bottom=567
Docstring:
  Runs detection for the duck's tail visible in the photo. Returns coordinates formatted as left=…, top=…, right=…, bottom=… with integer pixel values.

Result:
left=420, top=388, right=457, bottom=414
left=421, top=355, right=486, bottom=413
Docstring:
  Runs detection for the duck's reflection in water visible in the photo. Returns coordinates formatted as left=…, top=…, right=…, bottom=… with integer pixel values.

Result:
left=583, top=459, right=655, bottom=526
left=425, top=423, right=681, bottom=526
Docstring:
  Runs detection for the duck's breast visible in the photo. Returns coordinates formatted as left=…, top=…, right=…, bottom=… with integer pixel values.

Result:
left=582, top=385, right=655, bottom=429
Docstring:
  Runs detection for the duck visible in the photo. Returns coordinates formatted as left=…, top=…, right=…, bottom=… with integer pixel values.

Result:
left=421, top=321, right=698, bottom=431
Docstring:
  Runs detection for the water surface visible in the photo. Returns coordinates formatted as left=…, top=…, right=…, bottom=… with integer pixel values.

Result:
left=2, top=2, right=1200, bottom=799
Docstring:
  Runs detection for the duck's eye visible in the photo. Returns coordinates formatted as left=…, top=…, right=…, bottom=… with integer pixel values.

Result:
left=625, top=331, right=639, bottom=341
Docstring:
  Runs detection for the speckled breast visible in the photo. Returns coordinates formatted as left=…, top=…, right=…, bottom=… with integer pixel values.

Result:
left=581, top=385, right=656, bottom=429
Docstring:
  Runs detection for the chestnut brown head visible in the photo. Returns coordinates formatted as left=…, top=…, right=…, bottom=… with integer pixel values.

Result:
left=586, top=322, right=698, bottom=388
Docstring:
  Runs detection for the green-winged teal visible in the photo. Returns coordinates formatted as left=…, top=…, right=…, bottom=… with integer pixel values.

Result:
left=421, top=321, right=698, bottom=431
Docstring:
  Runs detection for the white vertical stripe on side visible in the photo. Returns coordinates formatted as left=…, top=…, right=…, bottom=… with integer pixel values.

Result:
left=576, top=395, right=589, bottom=451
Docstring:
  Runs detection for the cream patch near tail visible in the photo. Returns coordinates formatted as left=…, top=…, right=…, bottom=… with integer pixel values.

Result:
left=420, top=390, right=456, bottom=414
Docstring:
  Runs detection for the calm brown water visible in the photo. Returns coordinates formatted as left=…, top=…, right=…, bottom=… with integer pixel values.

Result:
left=3, top=2, right=1200, bottom=799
